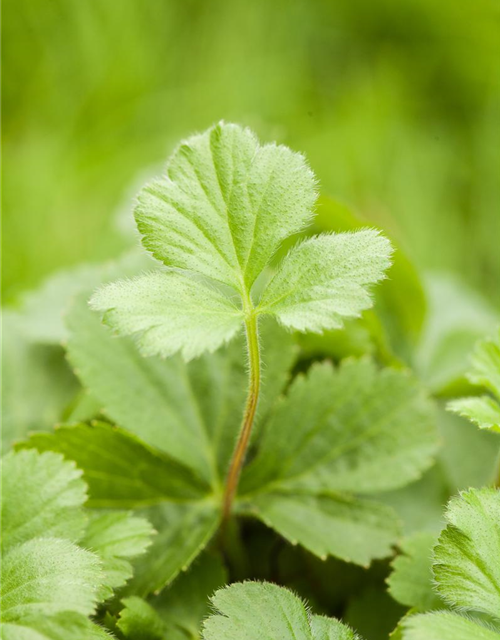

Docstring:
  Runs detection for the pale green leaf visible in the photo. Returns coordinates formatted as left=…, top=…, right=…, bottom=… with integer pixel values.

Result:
left=0, top=613, right=112, bottom=640
left=82, top=512, right=155, bottom=594
left=414, top=275, right=499, bottom=393
left=202, top=581, right=361, bottom=640
left=1, top=312, right=78, bottom=448
left=135, top=121, right=317, bottom=292
left=448, top=396, right=500, bottom=433
left=127, top=503, right=220, bottom=597
left=310, top=616, right=361, bottom=640
left=402, top=612, right=499, bottom=640
left=18, top=422, right=210, bottom=508
left=466, top=327, right=500, bottom=397
left=67, top=294, right=295, bottom=480
left=90, top=271, right=243, bottom=360
left=241, top=358, right=438, bottom=495
left=252, top=492, right=400, bottom=566
left=433, top=488, right=500, bottom=619
left=0, top=538, right=101, bottom=621
left=258, top=230, right=393, bottom=332
left=448, top=327, right=500, bottom=433
left=387, top=533, right=442, bottom=611
left=16, top=249, right=154, bottom=344
left=1, top=450, right=87, bottom=554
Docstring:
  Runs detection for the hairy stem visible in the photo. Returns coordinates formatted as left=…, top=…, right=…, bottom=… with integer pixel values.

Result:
left=222, top=300, right=261, bottom=523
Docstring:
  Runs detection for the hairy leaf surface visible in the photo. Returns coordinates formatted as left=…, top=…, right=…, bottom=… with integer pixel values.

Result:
left=91, top=271, right=243, bottom=360
left=433, top=488, right=500, bottom=619
left=203, top=581, right=361, bottom=640
left=402, top=612, right=499, bottom=640
left=257, top=231, right=393, bottom=332
left=1, top=450, right=87, bottom=553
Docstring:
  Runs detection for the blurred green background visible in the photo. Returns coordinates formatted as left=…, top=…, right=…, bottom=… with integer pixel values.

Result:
left=2, top=0, right=499, bottom=303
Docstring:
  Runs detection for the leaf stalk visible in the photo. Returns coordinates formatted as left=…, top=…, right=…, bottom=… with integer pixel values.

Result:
left=222, top=297, right=261, bottom=523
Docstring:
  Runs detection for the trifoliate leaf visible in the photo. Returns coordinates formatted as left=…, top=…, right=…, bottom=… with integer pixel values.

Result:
left=127, top=504, right=220, bottom=597
left=90, top=271, right=243, bottom=360
left=448, top=328, right=500, bottom=433
left=241, top=358, right=438, bottom=495
left=387, top=533, right=442, bottom=611
left=433, top=488, right=500, bottom=619
left=257, top=230, right=393, bottom=333
left=67, top=294, right=295, bottom=480
left=82, top=512, right=155, bottom=594
left=1, top=450, right=87, bottom=553
left=401, top=611, right=499, bottom=640
left=252, top=492, right=400, bottom=567
left=135, top=121, right=317, bottom=292
left=18, top=423, right=210, bottom=507
left=202, top=581, right=362, bottom=640
left=1, top=538, right=101, bottom=620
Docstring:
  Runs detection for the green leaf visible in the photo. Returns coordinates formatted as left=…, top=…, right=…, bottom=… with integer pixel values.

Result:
left=81, top=511, right=155, bottom=595
left=387, top=533, right=442, bottom=611
left=257, top=230, right=393, bottom=333
left=310, top=616, right=362, bottom=640
left=119, top=554, right=227, bottom=640
left=1, top=311, right=78, bottom=448
left=150, top=553, right=227, bottom=639
left=402, top=612, right=500, bottom=640
left=448, top=328, right=500, bottom=433
left=1, top=538, right=101, bottom=621
left=344, top=586, right=405, bottom=640
left=66, top=294, right=295, bottom=480
left=16, top=249, right=154, bottom=344
left=1, top=450, right=87, bottom=553
left=18, top=423, right=211, bottom=508
left=90, top=271, right=243, bottom=360
left=135, top=121, right=317, bottom=293
left=433, top=488, right=500, bottom=620
left=202, top=581, right=362, bottom=640
left=414, top=275, right=498, bottom=393
left=466, top=327, right=500, bottom=397
left=127, top=503, right=220, bottom=597
left=117, top=597, right=166, bottom=640
left=241, top=359, right=438, bottom=495
left=252, top=492, right=400, bottom=567
left=0, top=613, right=112, bottom=640
left=448, top=397, right=500, bottom=433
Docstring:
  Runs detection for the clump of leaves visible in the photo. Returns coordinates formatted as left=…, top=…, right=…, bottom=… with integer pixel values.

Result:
left=397, top=487, right=500, bottom=639
left=0, top=449, right=154, bottom=639
left=19, top=124, right=440, bottom=599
